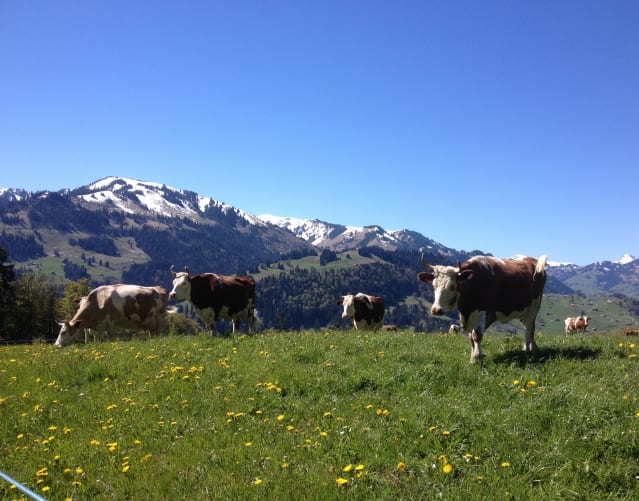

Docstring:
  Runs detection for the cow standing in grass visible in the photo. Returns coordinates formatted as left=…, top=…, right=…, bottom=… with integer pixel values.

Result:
left=564, top=316, right=589, bottom=335
left=337, top=293, right=385, bottom=330
left=55, top=284, right=169, bottom=347
left=418, top=254, right=548, bottom=363
left=169, top=266, right=255, bottom=335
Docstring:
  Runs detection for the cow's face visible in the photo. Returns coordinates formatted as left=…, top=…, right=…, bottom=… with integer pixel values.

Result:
left=169, top=272, right=191, bottom=301
left=337, top=295, right=355, bottom=318
left=54, top=321, right=83, bottom=347
left=422, top=265, right=461, bottom=315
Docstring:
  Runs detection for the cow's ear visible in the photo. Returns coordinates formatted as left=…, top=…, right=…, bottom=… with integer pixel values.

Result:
left=458, top=269, right=473, bottom=282
left=336, top=299, right=344, bottom=306
left=417, top=272, right=434, bottom=283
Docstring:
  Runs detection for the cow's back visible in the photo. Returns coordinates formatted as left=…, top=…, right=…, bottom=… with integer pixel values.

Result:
left=191, top=274, right=255, bottom=314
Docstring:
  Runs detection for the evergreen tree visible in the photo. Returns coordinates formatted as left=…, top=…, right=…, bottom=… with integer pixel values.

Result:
left=0, top=245, right=15, bottom=340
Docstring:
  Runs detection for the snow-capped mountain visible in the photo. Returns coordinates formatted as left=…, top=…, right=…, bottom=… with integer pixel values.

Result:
left=258, top=214, right=452, bottom=254
left=74, top=176, right=265, bottom=225
left=615, top=254, right=636, bottom=265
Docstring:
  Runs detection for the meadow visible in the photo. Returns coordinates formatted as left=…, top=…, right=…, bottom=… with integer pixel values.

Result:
left=1, top=330, right=637, bottom=500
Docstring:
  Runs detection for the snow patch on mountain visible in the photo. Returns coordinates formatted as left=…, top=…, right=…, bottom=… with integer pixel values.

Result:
left=615, top=254, right=636, bottom=265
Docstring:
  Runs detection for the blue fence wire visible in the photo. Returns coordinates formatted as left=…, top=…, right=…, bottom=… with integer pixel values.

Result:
left=0, top=470, right=48, bottom=501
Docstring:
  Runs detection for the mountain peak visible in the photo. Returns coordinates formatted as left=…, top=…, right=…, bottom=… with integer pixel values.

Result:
left=616, top=254, right=636, bottom=265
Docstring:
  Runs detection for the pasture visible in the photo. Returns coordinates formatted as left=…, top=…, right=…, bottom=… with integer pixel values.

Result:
left=1, top=330, right=637, bottom=500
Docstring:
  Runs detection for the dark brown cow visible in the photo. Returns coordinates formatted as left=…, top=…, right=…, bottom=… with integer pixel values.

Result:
left=169, top=266, right=255, bottom=334
left=55, top=284, right=169, bottom=347
left=418, top=254, right=548, bottom=363
left=337, top=293, right=385, bottom=330
left=564, top=316, right=589, bottom=335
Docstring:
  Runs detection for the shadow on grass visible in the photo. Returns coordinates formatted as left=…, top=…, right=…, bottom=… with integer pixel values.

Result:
left=492, top=346, right=603, bottom=367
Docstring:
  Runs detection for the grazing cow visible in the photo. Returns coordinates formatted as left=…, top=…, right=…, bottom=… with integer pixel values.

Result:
left=449, top=324, right=460, bottom=334
left=418, top=254, right=548, bottom=363
left=169, top=266, right=255, bottom=335
left=337, top=293, right=385, bottom=330
left=383, top=324, right=398, bottom=332
left=55, top=284, right=169, bottom=347
left=564, top=316, right=589, bottom=335
left=624, top=328, right=639, bottom=336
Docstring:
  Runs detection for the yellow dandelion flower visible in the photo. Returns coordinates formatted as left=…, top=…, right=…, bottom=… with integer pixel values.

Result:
left=281, top=462, right=289, bottom=469
left=253, top=478, right=263, bottom=486
left=122, top=465, right=130, bottom=473
left=343, top=463, right=353, bottom=472
left=355, top=464, right=365, bottom=471
left=90, top=439, right=100, bottom=446
left=72, top=481, right=81, bottom=487
left=442, top=430, right=450, bottom=436
left=428, top=425, right=437, bottom=432
left=141, top=453, right=153, bottom=463
left=75, top=467, right=84, bottom=475
left=277, top=414, right=285, bottom=422
left=397, top=461, right=407, bottom=471
left=513, top=380, right=520, bottom=385
left=41, top=486, right=50, bottom=493
left=245, top=442, right=252, bottom=447
left=501, top=461, right=511, bottom=467
left=527, top=381, right=537, bottom=388
left=336, top=477, right=348, bottom=486
left=443, top=463, right=453, bottom=474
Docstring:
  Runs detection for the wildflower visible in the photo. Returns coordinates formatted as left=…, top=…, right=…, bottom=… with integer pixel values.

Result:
left=72, top=481, right=81, bottom=487
left=281, top=462, right=289, bottom=469
left=122, top=464, right=130, bottom=473
left=75, top=468, right=84, bottom=475
left=245, top=442, right=252, bottom=447
left=428, top=425, right=437, bottom=432
left=343, top=464, right=353, bottom=472
left=355, top=464, right=365, bottom=471
left=442, top=430, right=450, bottom=436
left=527, top=381, right=537, bottom=388
left=90, top=439, right=100, bottom=446
left=253, top=478, right=263, bottom=486
left=36, top=467, right=48, bottom=477
left=336, top=477, right=348, bottom=486
left=141, top=453, right=153, bottom=463
left=41, top=486, right=50, bottom=493
left=107, top=442, right=118, bottom=452
left=501, top=461, right=511, bottom=467
left=513, top=380, right=520, bottom=385
left=277, top=414, right=285, bottom=422
left=397, top=462, right=407, bottom=471
left=443, top=463, right=453, bottom=474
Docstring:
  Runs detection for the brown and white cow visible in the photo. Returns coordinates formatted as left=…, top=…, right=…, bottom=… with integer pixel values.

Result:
left=418, top=254, right=548, bottom=363
left=169, top=266, right=255, bottom=335
left=337, top=293, right=385, bottom=330
left=54, top=284, right=169, bottom=347
left=564, top=316, right=589, bottom=335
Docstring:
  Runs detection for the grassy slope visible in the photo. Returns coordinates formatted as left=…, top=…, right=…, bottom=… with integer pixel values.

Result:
left=1, top=330, right=637, bottom=500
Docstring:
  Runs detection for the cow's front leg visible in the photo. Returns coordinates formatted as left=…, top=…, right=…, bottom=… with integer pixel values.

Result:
left=523, top=321, right=538, bottom=353
left=469, top=328, right=484, bottom=363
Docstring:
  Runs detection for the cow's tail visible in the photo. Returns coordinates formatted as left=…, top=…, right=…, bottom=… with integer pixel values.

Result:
left=535, top=255, right=548, bottom=277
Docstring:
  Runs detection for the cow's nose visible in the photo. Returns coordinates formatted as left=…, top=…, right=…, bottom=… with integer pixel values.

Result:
left=341, top=313, right=348, bottom=319
left=431, top=306, right=443, bottom=316
left=169, top=292, right=175, bottom=299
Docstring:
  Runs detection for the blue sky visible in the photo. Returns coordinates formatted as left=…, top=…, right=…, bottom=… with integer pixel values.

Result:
left=1, top=1, right=637, bottom=265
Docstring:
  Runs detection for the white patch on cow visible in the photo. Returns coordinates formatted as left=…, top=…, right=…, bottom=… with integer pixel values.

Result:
left=430, top=265, right=460, bottom=315
left=169, top=273, right=191, bottom=301
left=340, top=294, right=356, bottom=319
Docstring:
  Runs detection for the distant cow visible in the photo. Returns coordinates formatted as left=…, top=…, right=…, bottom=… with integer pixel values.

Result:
left=418, top=254, right=548, bottom=363
left=565, top=316, right=589, bottom=335
left=382, top=324, right=398, bottom=332
left=55, top=284, right=169, bottom=347
left=624, top=328, right=639, bottom=336
left=449, top=324, right=460, bottom=334
left=169, top=266, right=255, bottom=335
left=337, top=293, right=385, bottom=330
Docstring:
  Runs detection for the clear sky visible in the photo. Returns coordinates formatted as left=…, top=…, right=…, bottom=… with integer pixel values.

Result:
left=1, top=1, right=637, bottom=265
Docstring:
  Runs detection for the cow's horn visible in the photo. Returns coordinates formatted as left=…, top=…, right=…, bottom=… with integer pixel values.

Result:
left=169, top=265, right=176, bottom=276
left=420, top=252, right=434, bottom=271
left=185, top=266, right=191, bottom=276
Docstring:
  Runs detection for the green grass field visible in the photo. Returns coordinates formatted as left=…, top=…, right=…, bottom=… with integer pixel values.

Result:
left=1, top=330, right=637, bottom=500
